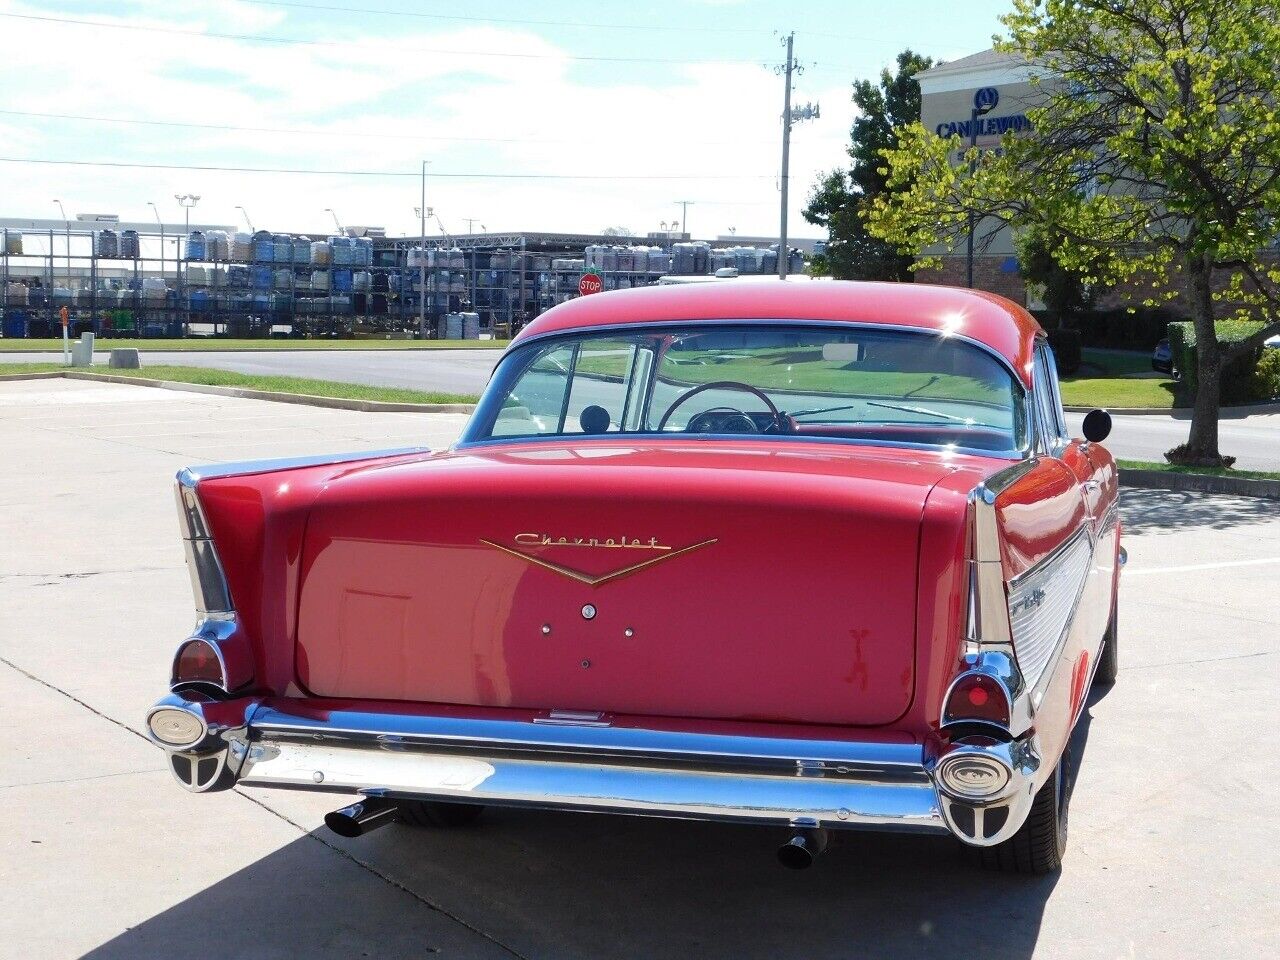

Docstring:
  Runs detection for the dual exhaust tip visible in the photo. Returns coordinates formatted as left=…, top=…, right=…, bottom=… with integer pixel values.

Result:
left=325, top=799, right=830, bottom=869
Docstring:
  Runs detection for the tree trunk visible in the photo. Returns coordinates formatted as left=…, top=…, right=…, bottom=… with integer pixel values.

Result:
left=1173, top=251, right=1230, bottom=466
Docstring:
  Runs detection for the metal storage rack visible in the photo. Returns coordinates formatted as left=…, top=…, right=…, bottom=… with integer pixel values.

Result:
left=3, top=225, right=807, bottom=340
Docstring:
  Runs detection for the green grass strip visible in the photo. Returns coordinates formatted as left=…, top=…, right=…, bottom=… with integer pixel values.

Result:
left=0, top=362, right=477, bottom=405
left=1118, top=459, right=1280, bottom=482
left=0, top=338, right=506, bottom=352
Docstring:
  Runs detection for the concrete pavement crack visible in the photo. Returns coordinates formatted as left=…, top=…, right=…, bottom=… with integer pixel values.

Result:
left=233, top=789, right=531, bottom=960
left=0, top=655, right=151, bottom=745
left=0, top=656, right=528, bottom=960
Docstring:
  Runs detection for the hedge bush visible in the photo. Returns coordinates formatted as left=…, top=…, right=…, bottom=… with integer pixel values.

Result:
left=1047, top=328, right=1082, bottom=375
left=1074, top=307, right=1175, bottom=350
left=1167, top=319, right=1270, bottom=404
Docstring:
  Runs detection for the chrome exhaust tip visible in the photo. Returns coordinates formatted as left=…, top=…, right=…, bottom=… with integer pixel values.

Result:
left=777, top=828, right=828, bottom=869
left=324, top=798, right=401, bottom=838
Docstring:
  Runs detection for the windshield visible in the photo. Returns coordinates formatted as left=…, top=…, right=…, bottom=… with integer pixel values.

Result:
left=464, top=324, right=1026, bottom=453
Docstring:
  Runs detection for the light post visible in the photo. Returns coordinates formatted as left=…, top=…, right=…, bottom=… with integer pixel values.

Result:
left=175, top=195, right=199, bottom=332
left=52, top=199, right=69, bottom=293
left=325, top=208, right=343, bottom=235
left=147, top=201, right=164, bottom=281
left=966, top=88, right=998, bottom=289
left=235, top=206, right=254, bottom=232
left=673, top=201, right=694, bottom=240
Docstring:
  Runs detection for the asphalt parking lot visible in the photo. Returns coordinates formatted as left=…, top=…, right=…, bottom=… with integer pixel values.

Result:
left=2, top=379, right=1277, bottom=960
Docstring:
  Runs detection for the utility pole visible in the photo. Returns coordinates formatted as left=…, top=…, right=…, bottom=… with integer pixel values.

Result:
left=673, top=201, right=694, bottom=239
left=778, top=32, right=794, bottom=278
left=462, top=218, right=482, bottom=235
left=776, top=33, right=819, bottom=280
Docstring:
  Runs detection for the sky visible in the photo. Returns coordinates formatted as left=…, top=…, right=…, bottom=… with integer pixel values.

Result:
left=0, top=0, right=1013, bottom=242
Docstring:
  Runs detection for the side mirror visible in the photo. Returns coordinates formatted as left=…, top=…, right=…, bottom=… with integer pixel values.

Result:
left=1082, top=408, right=1112, bottom=443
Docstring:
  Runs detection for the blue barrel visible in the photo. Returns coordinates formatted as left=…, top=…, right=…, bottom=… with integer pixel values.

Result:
left=251, top=265, right=272, bottom=289
left=273, top=234, right=292, bottom=263
left=332, top=268, right=353, bottom=292
left=186, top=231, right=205, bottom=261
left=252, top=230, right=274, bottom=262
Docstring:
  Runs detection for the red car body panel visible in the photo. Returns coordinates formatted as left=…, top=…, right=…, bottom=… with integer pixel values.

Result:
left=291, top=441, right=986, bottom=727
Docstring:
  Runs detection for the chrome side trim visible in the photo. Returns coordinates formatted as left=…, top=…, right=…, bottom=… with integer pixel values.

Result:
left=174, top=474, right=233, bottom=619
left=1007, top=526, right=1093, bottom=700
left=178, top=447, right=431, bottom=484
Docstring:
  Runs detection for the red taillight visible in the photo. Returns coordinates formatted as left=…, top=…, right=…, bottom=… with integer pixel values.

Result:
left=944, top=673, right=1010, bottom=726
left=174, top=639, right=225, bottom=687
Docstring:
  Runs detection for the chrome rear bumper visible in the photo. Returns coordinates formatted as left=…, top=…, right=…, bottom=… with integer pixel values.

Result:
left=145, top=693, right=1038, bottom=843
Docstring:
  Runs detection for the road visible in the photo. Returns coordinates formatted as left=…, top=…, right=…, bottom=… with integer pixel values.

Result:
left=8, top=348, right=1280, bottom=468
left=2, top=378, right=1277, bottom=960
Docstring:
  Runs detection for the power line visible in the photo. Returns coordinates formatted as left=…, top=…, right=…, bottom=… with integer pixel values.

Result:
left=0, top=156, right=775, bottom=181
left=0, top=13, right=773, bottom=67
left=241, top=0, right=770, bottom=35
left=0, top=108, right=777, bottom=147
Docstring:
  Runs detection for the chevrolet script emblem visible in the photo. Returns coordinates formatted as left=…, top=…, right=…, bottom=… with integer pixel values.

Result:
left=481, top=533, right=717, bottom=587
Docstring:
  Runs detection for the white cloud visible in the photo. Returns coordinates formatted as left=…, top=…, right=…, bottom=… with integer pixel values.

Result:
left=0, top=0, right=855, bottom=240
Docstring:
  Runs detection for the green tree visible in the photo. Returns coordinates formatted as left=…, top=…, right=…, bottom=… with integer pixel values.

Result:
left=804, top=49, right=934, bottom=281
left=1015, top=224, right=1099, bottom=328
left=866, top=0, right=1280, bottom=467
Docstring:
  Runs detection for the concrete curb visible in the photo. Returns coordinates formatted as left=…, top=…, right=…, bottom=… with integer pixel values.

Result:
left=0, top=371, right=476, bottom=414
left=1121, top=468, right=1280, bottom=500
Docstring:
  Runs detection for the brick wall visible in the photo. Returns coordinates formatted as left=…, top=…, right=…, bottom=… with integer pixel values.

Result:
left=915, top=257, right=1027, bottom=305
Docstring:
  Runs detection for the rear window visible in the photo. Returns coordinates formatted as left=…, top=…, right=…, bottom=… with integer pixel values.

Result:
left=466, top=324, right=1026, bottom=453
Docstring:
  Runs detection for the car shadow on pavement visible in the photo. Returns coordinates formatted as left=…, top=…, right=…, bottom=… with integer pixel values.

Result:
left=80, top=727, right=1104, bottom=960
left=1121, top=487, right=1277, bottom=534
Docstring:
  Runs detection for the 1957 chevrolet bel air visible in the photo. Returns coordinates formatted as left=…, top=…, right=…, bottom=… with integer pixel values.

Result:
left=145, top=280, right=1121, bottom=874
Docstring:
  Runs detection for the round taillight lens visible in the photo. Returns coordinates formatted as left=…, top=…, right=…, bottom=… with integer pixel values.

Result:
left=945, top=673, right=1010, bottom=726
left=174, top=639, right=225, bottom=687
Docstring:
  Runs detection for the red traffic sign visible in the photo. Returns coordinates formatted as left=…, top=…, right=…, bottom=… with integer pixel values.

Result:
left=578, top=273, right=603, bottom=296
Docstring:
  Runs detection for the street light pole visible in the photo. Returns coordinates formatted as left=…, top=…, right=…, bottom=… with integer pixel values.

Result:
left=147, top=201, right=164, bottom=282
left=175, top=195, right=199, bottom=333
left=52, top=199, right=69, bottom=294
left=235, top=206, right=254, bottom=233
left=965, top=94, right=996, bottom=289
left=325, top=208, right=343, bottom=235
left=419, top=160, right=429, bottom=337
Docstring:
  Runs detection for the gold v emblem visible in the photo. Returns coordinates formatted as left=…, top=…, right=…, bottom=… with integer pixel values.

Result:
left=481, top=538, right=717, bottom=587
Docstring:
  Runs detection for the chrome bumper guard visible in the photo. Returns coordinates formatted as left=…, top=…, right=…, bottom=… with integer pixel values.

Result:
left=146, top=692, right=1040, bottom=843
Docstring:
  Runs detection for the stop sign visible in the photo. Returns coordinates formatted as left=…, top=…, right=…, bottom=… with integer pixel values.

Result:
left=578, top=273, right=603, bottom=296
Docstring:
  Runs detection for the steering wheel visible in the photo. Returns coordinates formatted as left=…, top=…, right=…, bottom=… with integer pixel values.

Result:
left=655, top=380, right=781, bottom=432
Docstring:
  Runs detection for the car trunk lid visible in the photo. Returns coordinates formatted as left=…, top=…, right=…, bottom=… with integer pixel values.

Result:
left=294, top=440, right=957, bottom=726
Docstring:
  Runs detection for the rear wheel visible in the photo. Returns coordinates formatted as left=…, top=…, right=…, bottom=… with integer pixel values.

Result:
left=399, top=800, right=485, bottom=828
left=979, top=745, right=1070, bottom=875
left=1094, top=600, right=1119, bottom=686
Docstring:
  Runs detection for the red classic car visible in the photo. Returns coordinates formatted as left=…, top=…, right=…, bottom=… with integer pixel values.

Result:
left=146, top=280, right=1121, bottom=874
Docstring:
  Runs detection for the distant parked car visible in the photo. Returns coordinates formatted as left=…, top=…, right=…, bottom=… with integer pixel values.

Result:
left=1152, top=337, right=1173, bottom=374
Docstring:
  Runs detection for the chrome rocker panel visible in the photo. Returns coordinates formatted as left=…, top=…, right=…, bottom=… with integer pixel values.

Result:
left=146, top=693, right=1042, bottom=845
